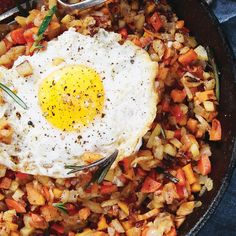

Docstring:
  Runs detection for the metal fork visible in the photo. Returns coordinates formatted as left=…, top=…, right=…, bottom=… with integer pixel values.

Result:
left=57, top=0, right=109, bottom=11
left=0, top=0, right=108, bottom=24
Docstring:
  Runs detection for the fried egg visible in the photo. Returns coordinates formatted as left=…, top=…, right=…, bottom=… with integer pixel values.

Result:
left=0, top=29, right=157, bottom=178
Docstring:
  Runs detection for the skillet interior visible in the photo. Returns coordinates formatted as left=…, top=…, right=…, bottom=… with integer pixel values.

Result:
left=170, top=0, right=236, bottom=235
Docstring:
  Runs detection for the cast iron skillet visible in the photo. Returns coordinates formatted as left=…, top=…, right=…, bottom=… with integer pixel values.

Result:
left=170, top=0, right=236, bottom=235
left=1, top=0, right=236, bottom=235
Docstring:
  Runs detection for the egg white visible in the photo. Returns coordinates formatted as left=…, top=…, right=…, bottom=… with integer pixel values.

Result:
left=0, top=29, right=157, bottom=178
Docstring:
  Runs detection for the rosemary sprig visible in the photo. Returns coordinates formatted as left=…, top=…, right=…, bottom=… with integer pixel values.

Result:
left=206, top=46, right=220, bottom=101
left=30, top=5, right=57, bottom=53
left=53, top=202, right=68, bottom=214
left=65, top=150, right=118, bottom=188
left=156, top=166, right=179, bottom=184
left=0, top=83, right=27, bottom=109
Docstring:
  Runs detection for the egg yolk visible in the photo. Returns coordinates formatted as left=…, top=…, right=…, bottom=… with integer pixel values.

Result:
left=38, top=65, right=104, bottom=131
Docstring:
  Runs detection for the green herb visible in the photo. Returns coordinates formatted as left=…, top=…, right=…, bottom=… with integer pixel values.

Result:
left=156, top=166, right=179, bottom=183
left=0, top=83, right=27, bottom=109
left=206, top=46, right=220, bottom=101
left=65, top=150, right=118, bottom=188
left=53, top=202, right=68, bottom=214
left=30, top=5, right=57, bottom=53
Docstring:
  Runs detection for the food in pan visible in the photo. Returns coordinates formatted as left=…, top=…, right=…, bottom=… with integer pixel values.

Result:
left=0, top=0, right=221, bottom=235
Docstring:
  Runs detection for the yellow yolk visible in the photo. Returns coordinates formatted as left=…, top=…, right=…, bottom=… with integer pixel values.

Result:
left=38, top=65, right=104, bottom=131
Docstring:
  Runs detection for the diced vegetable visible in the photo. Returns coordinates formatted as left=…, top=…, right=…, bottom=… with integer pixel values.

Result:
left=149, top=12, right=163, bottom=32
left=146, top=123, right=161, bottom=148
left=178, top=49, right=198, bottom=65
left=176, top=201, right=195, bottom=216
left=170, top=89, right=186, bottom=103
left=26, top=182, right=45, bottom=206
left=194, top=45, right=208, bottom=61
left=198, top=155, right=211, bottom=175
left=10, top=28, right=26, bottom=45
left=176, top=169, right=186, bottom=186
left=141, top=176, right=161, bottom=193
left=100, top=183, right=118, bottom=194
left=0, top=177, right=12, bottom=189
left=97, top=215, right=108, bottom=230
left=5, top=199, right=26, bottom=213
left=182, top=164, right=197, bottom=185
left=209, top=119, right=221, bottom=141
left=30, top=213, right=48, bottom=229
left=16, top=60, right=33, bottom=77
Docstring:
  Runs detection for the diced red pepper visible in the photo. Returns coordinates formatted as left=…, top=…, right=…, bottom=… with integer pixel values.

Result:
left=198, top=154, right=211, bottom=175
left=174, top=129, right=182, bottom=140
left=170, top=89, right=186, bottom=103
left=51, top=223, right=65, bottom=234
left=100, top=184, right=118, bottom=194
left=118, top=28, right=128, bottom=39
left=176, top=184, right=187, bottom=199
left=23, top=27, right=39, bottom=43
left=15, top=172, right=29, bottom=180
left=176, top=168, right=186, bottom=186
left=141, top=176, right=161, bottom=193
left=149, top=12, right=163, bottom=32
left=170, top=105, right=184, bottom=122
left=209, top=119, right=222, bottom=141
left=10, top=28, right=26, bottom=45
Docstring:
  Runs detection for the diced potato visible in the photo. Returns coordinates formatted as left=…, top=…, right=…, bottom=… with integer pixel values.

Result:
left=0, top=41, right=7, bottom=57
left=165, top=130, right=175, bottom=139
left=176, top=201, right=195, bottom=216
left=3, top=209, right=16, bottom=222
left=175, top=33, right=184, bottom=43
left=15, top=16, right=27, bottom=26
left=110, top=219, right=125, bottom=233
left=118, top=201, right=129, bottom=215
left=78, top=207, right=91, bottom=220
left=26, top=183, right=45, bottom=206
left=47, top=22, right=61, bottom=40
left=0, top=164, right=7, bottom=177
left=146, top=124, right=161, bottom=148
left=182, top=164, right=197, bottom=185
left=49, top=0, right=57, bottom=8
left=164, top=143, right=177, bottom=156
left=203, top=101, right=215, bottom=112
left=16, top=60, right=33, bottom=77
left=190, top=143, right=200, bottom=159
left=0, top=118, right=13, bottom=144
left=97, top=215, right=108, bottom=230
left=194, top=45, right=208, bottom=61
left=61, top=14, right=75, bottom=25
left=20, top=227, right=34, bottom=236
left=40, top=205, right=60, bottom=222
left=191, top=183, right=201, bottom=192
left=126, top=227, right=141, bottom=236
left=0, top=193, right=4, bottom=200
left=12, top=188, right=24, bottom=201
left=82, top=200, right=103, bottom=214
left=53, top=188, right=63, bottom=199
left=9, top=180, right=19, bottom=192
left=170, top=138, right=182, bottom=149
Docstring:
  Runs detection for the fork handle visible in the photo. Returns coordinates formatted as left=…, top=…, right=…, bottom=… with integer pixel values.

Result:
left=57, top=0, right=108, bottom=11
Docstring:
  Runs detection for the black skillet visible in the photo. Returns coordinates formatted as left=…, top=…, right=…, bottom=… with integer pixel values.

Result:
left=170, top=0, right=236, bottom=235
left=0, top=0, right=236, bottom=235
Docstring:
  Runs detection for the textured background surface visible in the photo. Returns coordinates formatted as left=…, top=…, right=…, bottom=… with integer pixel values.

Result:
left=199, top=0, right=236, bottom=235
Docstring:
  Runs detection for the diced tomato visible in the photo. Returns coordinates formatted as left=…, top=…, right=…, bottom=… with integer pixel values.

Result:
left=165, top=227, right=177, bottom=236
left=51, top=223, right=65, bottom=234
left=176, top=169, right=186, bottom=186
left=23, top=27, right=38, bottom=43
left=118, top=28, right=128, bottom=39
left=10, top=28, right=26, bottom=45
left=176, top=184, right=187, bottom=199
left=136, top=167, right=147, bottom=177
left=15, top=172, right=29, bottom=180
left=149, top=12, right=163, bottom=32
left=5, top=199, right=26, bottom=213
left=141, top=176, right=161, bottom=193
left=170, top=89, right=186, bottom=103
left=209, top=118, right=222, bottom=141
left=65, top=203, right=77, bottom=215
left=170, top=105, right=184, bottom=121
left=174, top=129, right=181, bottom=140
left=161, top=97, right=171, bottom=112
left=198, top=154, right=211, bottom=175
left=178, top=49, right=198, bottom=65
left=100, top=184, right=118, bottom=194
